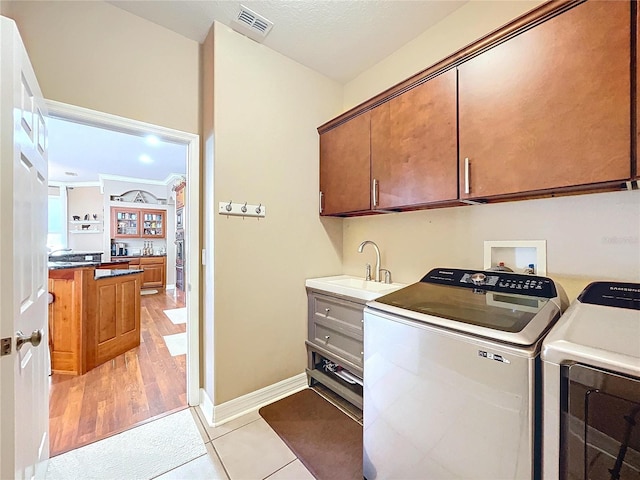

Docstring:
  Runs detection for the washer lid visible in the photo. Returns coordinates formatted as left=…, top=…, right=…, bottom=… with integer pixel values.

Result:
left=368, top=268, right=562, bottom=346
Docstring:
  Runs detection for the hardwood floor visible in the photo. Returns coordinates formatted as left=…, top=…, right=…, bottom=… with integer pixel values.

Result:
left=49, top=288, right=187, bottom=456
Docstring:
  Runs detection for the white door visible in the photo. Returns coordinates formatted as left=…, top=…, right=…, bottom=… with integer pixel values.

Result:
left=0, top=16, right=50, bottom=480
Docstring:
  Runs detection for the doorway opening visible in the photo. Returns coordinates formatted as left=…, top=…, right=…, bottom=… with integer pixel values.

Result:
left=45, top=100, right=200, bottom=456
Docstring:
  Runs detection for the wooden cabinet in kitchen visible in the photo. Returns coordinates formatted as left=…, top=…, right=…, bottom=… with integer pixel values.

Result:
left=111, top=207, right=165, bottom=239
left=111, top=207, right=140, bottom=237
left=458, top=0, right=631, bottom=200
left=319, top=112, right=371, bottom=215
left=175, top=181, right=185, bottom=209
left=124, top=255, right=166, bottom=290
left=305, top=289, right=364, bottom=408
left=371, top=68, right=458, bottom=208
left=48, top=266, right=142, bottom=375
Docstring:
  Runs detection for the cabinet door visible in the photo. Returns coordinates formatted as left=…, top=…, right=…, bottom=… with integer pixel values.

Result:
left=111, top=207, right=140, bottom=237
left=319, top=112, right=371, bottom=215
left=175, top=185, right=185, bottom=209
left=141, top=209, right=165, bottom=238
left=458, top=1, right=631, bottom=199
left=371, top=69, right=458, bottom=208
left=141, top=260, right=165, bottom=288
left=92, top=275, right=140, bottom=369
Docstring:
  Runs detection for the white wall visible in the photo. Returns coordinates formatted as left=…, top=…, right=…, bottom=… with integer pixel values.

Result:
left=343, top=191, right=640, bottom=301
left=67, top=186, right=104, bottom=253
left=4, top=0, right=199, bottom=134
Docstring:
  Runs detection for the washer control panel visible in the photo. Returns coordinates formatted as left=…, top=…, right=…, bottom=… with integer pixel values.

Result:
left=421, top=268, right=557, bottom=298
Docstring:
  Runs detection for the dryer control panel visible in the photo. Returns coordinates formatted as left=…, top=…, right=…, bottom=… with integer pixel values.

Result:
left=578, top=281, right=640, bottom=310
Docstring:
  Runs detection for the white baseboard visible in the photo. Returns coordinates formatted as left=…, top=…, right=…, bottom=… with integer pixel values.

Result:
left=165, top=284, right=175, bottom=290
left=198, top=388, right=215, bottom=426
left=197, top=373, right=308, bottom=427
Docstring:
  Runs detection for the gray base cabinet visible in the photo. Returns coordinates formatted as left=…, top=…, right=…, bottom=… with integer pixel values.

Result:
left=305, top=289, right=364, bottom=408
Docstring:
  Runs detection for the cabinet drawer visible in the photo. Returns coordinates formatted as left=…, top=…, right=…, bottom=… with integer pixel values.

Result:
left=312, top=294, right=364, bottom=329
left=311, top=322, right=363, bottom=367
left=140, top=256, right=165, bottom=266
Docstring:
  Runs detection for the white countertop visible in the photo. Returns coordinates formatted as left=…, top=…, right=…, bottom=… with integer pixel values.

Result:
left=305, top=274, right=406, bottom=301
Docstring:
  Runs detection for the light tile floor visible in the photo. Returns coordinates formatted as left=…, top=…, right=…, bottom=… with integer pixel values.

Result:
left=88, top=406, right=317, bottom=480
left=49, top=385, right=363, bottom=479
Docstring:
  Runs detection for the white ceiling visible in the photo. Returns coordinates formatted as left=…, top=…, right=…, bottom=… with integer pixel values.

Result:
left=50, top=0, right=468, bottom=184
left=48, top=117, right=187, bottom=184
left=107, top=0, right=468, bottom=84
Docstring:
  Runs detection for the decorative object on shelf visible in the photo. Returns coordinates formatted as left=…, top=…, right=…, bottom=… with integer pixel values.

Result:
left=72, top=215, right=80, bottom=221
left=218, top=201, right=266, bottom=218
left=84, top=214, right=90, bottom=220
left=81, top=224, right=90, bottom=230
left=133, top=191, right=146, bottom=203
left=92, top=214, right=97, bottom=220
left=110, top=190, right=166, bottom=205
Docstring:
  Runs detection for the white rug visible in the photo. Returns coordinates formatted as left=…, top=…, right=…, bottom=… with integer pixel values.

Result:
left=140, top=289, right=159, bottom=296
left=163, top=332, right=187, bottom=357
left=163, top=307, right=187, bottom=325
left=46, top=409, right=206, bottom=480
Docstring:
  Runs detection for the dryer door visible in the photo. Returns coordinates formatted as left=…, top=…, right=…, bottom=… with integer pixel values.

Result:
left=563, top=364, right=640, bottom=479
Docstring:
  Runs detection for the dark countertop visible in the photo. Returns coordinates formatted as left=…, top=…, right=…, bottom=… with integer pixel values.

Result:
left=50, top=251, right=103, bottom=256
left=111, top=254, right=167, bottom=258
left=48, top=261, right=99, bottom=270
left=94, top=269, right=143, bottom=280
left=49, top=252, right=104, bottom=262
left=48, top=260, right=131, bottom=270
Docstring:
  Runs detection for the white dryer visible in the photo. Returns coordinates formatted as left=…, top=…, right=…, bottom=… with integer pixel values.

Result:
left=542, top=281, right=640, bottom=479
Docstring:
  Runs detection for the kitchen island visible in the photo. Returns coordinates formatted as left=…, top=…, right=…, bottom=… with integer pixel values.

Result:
left=48, top=264, right=143, bottom=375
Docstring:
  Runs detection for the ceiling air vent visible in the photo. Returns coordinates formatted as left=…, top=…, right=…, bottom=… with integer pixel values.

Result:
left=231, top=5, right=274, bottom=42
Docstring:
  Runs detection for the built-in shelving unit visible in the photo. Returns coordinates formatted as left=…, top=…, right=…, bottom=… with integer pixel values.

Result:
left=69, top=220, right=102, bottom=234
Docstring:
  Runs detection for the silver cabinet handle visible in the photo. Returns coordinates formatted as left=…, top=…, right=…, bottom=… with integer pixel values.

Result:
left=16, top=329, right=43, bottom=351
left=372, top=178, right=379, bottom=207
left=464, top=157, right=470, bottom=194
left=319, top=191, right=324, bottom=214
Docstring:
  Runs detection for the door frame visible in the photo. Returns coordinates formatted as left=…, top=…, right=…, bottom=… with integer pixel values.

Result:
left=45, top=99, right=201, bottom=405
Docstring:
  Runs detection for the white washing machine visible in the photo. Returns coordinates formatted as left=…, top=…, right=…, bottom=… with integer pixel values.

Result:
left=542, top=281, right=640, bottom=479
left=364, top=267, right=567, bottom=479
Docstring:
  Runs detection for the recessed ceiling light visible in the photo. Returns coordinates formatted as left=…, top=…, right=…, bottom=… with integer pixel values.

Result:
left=64, top=171, right=78, bottom=176
left=146, top=135, right=160, bottom=146
left=139, top=154, right=153, bottom=164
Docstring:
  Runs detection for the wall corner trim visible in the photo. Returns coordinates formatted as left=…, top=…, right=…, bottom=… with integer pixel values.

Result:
left=208, top=373, right=308, bottom=427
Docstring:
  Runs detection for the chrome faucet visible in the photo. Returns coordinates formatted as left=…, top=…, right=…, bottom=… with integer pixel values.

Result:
left=358, top=240, right=381, bottom=282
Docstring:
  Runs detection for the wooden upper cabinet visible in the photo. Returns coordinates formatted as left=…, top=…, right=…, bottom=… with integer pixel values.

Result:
left=371, top=69, right=458, bottom=208
left=111, top=207, right=166, bottom=239
left=637, top=3, right=640, bottom=181
left=458, top=0, right=631, bottom=199
left=319, top=112, right=371, bottom=215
